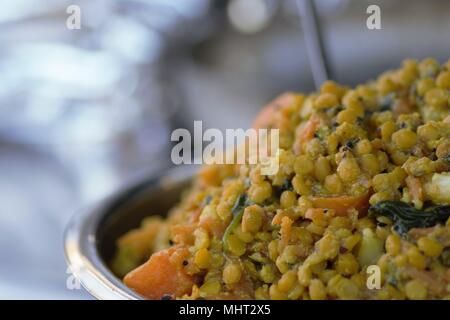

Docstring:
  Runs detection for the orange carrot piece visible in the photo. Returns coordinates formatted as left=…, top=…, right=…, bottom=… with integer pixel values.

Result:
left=310, top=193, right=370, bottom=217
left=171, top=224, right=196, bottom=245
left=298, top=114, right=320, bottom=142
left=124, top=247, right=194, bottom=299
left=405, top=175, right=423, bottom=203
left=292, top=114, right=322, bottom=154
left=280, top=216, right=293, bottom=249
left=252, top=92, right=296, bottom=129
left=272, top=211, right=289, bottom=225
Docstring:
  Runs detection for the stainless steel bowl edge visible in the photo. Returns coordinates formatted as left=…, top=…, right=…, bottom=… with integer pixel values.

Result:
left=64, top=165, right=198, bottom=300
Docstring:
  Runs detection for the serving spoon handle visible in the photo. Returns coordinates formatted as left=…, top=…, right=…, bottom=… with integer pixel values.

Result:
left=296, top=0, right=332, bottom=89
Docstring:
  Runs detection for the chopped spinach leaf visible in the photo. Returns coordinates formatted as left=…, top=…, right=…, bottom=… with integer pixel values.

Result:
left=368, top=201, right=450, bottom=236
left=280, top=179, right=294, bottom=193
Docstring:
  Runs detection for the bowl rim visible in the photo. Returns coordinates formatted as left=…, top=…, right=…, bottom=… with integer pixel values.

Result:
left=63, top=165, right=197, bottom=300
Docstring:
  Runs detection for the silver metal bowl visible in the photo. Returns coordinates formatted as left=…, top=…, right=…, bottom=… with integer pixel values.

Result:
left=64, top=165, right=198, bottom=299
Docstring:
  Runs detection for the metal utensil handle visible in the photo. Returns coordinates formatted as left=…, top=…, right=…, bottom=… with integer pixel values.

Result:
left=296, top=0, right=332, bottom=88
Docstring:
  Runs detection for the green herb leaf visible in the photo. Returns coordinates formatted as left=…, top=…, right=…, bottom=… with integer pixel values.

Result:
left=222, top=194, right=252, bottom=251
left=314, top=126, right=330, bottom=141
left=280, top=179, right=294, bottom=193
left=231, top=194, right=247, bottom=217
left=368, top=201, right=450, bottom=236
left=344, top=137, right=360, bottom=150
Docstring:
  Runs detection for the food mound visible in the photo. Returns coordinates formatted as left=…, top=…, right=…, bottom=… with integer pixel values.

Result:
left=112, top=59, right=450, bottom=300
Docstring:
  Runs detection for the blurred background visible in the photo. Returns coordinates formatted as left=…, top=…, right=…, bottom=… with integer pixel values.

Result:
left=0, top=0, right=449, bottom=299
